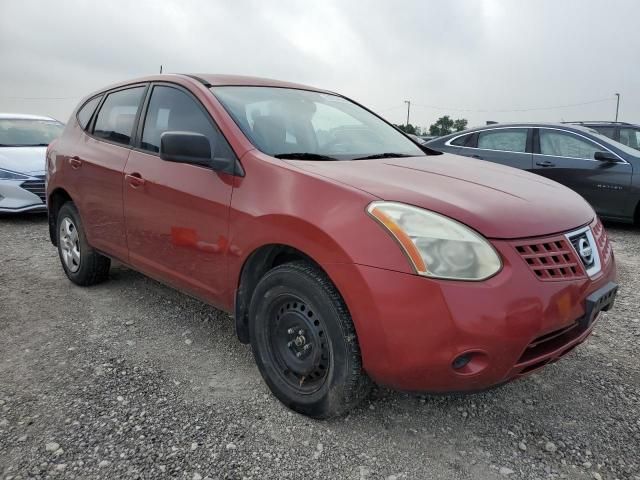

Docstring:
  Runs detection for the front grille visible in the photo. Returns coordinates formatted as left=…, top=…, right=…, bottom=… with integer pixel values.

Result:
left=20, top=178, right=46, bottom=203
left=592, top=218, right=613, bottom=266
left=513, top=235, right=585, bottom=281
left=517, top=321, right=582, bottom=365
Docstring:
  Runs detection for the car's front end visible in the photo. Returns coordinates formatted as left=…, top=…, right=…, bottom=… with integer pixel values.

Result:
left=326, top=214, right=616, bottom=392
left=0, top=115, right=64, bottom=214
left=0, top=168, right=47, bottom=213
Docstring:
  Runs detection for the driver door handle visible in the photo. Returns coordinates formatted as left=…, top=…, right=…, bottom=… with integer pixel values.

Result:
left=125, top=173, right=146, bottom=187
left=536, top=160, right=555, bottom=167
left=471, top=154, right=483, bottom=159
left=69, top=156, right=82, bottom=169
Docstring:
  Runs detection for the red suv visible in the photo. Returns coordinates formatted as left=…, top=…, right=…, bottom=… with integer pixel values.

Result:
left=46, top=74, right=618, bottom=418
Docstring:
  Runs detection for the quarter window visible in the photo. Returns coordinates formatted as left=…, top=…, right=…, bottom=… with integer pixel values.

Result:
left=539, top=130, right=601, bottom=159
left=619, top=128, right=640, bottom=150
left=477, top=129, right=528, bottom=153
left=93, top=87, right=145, bottom=145
left=141, top=86, right=235, bottom=162
left=77, top=95, right=102, bottom=130
left=451, top=134, right=472, bottom=146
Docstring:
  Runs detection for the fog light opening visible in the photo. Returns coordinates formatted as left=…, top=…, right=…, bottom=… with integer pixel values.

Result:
left=452, top=354, right=471, bottom=370
left=450, top=351, right=489, bottom=376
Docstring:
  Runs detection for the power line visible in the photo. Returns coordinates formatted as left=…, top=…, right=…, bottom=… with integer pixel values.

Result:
left=379, top=96, right=615, bottom=114
left=411, top=97, right=615, bottom=114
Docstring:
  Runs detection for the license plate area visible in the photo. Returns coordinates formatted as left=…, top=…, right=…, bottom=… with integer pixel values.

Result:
left=583, top=281, right=618, bottom=327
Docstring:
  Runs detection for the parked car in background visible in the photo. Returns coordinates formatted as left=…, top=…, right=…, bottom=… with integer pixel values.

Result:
left=427, top=123, right=640, bottom=224
left=0, top=113, right=64, bottom=213
left=564, top=121, right=640, bottom=151
left=47, top=75, right=616, bottom=418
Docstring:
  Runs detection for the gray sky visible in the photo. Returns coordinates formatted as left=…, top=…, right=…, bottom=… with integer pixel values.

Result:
left=1, top=0, right=638, bottom=130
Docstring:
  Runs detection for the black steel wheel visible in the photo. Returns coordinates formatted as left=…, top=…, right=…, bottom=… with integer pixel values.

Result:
left=267, top=295, right=330, bottom=394
left=248, top=261, right=371, bottom=418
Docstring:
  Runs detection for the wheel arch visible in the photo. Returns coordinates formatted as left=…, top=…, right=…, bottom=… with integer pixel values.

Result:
left=47, top=188, right=73, bottom=246
left=234, top=243, right=331, bottom=344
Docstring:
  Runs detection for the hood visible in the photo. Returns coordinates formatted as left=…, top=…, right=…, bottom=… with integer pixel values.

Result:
left=0, top=146, right=47, bottom=175
left=289, top=154, right=595, bottom=239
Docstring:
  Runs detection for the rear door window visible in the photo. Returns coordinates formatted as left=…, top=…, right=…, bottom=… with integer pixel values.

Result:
left=93, top=87, right=145, bottom=145
left=477, top=129, right=528, bottom=153
left=77, top=95, right=103, bottom=130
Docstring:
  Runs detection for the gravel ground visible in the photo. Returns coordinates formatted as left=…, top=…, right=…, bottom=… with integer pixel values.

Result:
left=0, top=214, right=639, bottom=480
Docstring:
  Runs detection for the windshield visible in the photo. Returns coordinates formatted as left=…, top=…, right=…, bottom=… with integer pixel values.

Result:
left=589, top=130, right=640, bottom=159
left=0, top=119, right=64, bottom=147
left=211, top=86, right=425, bottom=160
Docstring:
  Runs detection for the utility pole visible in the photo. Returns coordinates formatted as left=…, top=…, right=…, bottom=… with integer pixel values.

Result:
left=614, top=93, right=620, bottom=122
left=404, top=100, right=411, bottom=126
left=160, top=65, right=163, bottom=74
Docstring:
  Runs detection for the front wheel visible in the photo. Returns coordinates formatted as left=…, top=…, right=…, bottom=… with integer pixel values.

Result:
left=249, top=261, right=371, bottom=418
left=56, top=202, right=111, bottom=286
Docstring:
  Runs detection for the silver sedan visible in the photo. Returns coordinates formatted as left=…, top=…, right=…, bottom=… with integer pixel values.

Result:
left=0, top=113, right=64, bottom=213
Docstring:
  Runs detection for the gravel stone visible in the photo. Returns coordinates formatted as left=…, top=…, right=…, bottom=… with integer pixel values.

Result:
left=544, top=441, right=557, bottom=453
left=1, top=215, right=639, bottom=480
left=44, top=442, right=60, bottom=452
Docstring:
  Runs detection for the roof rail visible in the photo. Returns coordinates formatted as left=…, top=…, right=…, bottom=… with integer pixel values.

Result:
left=562, top=121, right=633, bottom=125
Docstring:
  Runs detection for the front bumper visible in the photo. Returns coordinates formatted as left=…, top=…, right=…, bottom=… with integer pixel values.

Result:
left=324, top=229, right=617, bottom=392
left=0, top=178, right=47, bottom=213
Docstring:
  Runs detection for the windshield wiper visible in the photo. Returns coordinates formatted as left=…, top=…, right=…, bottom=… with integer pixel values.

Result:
left=274, top=152, right=339, bottom=161
left=353, top=152, right=415, bottom=160
left=0, top=143, right=49, bottom=147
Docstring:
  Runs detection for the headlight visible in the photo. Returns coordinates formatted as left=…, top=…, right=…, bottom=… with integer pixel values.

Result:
left=0, top=169, right=30, bottom=180
left=367, top=201, right=502, bottom=281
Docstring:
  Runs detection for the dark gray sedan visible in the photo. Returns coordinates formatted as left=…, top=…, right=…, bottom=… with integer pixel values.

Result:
left=426, top=123, right=640, bottom=224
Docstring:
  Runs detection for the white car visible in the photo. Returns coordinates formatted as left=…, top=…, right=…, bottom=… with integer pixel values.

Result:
left=0, top=113, right=64, bottom=213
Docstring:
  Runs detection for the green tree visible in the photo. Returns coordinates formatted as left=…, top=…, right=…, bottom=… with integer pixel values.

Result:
left=394, top=123, right=421, bottom=135
left=428, top=116, right=468, bottom=136
left=453, top=118, right=468, bottom=132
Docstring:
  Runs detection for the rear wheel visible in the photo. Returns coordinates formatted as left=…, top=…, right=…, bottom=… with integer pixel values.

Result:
left=249, top=261, right=371, bottom=418
left=56, top=202, right=110, bottom=286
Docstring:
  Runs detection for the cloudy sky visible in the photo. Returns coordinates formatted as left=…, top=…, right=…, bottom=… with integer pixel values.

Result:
left=1, top=0, right=638, bottom=130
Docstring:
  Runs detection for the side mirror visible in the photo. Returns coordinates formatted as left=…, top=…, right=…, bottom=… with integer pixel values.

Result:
left=594, top=151, right=621, bottom=163
left=160, top=131, right=212, bottom=166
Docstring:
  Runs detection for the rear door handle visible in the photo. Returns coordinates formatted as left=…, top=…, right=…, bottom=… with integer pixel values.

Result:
left=69, top=156, right=82, bottom=169
left=536, top=160, right=555, bottom=167
left=125, top=173, right=146, bottom=188
left=471, top=154, right=483, bottom=160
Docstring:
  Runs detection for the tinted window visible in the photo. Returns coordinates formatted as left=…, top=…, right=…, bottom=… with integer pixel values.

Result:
left=619, top=128, right=640, bottom=150
left=93, top=87, right=145, bottom=145
left=451, top=134, right=472, bottom=146
left=77, top=96, right=102, bottom=130
left=477, top=129, right=527, bottom=153
left=592, top=126, right=615, bottom=139
left=141, top=86, right=235, bottom=162
left=539, top=130, right=602, bottom=159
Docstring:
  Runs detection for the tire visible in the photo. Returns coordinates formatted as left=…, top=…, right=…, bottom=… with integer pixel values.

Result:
left=56, top=202, right=110, bottom=286
left=248, top=261, right=371, bottom=418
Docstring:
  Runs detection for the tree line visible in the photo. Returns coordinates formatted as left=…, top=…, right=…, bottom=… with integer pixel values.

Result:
left=394, top=115, right=468, bottom=137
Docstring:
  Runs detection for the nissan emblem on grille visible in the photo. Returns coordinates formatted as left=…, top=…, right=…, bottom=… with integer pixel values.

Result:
left=566, top=226, right=601, bottom=276
left=577, top=237, right=594, bottom=265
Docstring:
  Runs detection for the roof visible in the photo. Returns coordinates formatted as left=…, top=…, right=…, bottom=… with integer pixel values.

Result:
left=454, top=122, right=598, bottom=134
left=90, top=73, right=337, bottom=97
left=0, top=113, right=60, bottom=121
